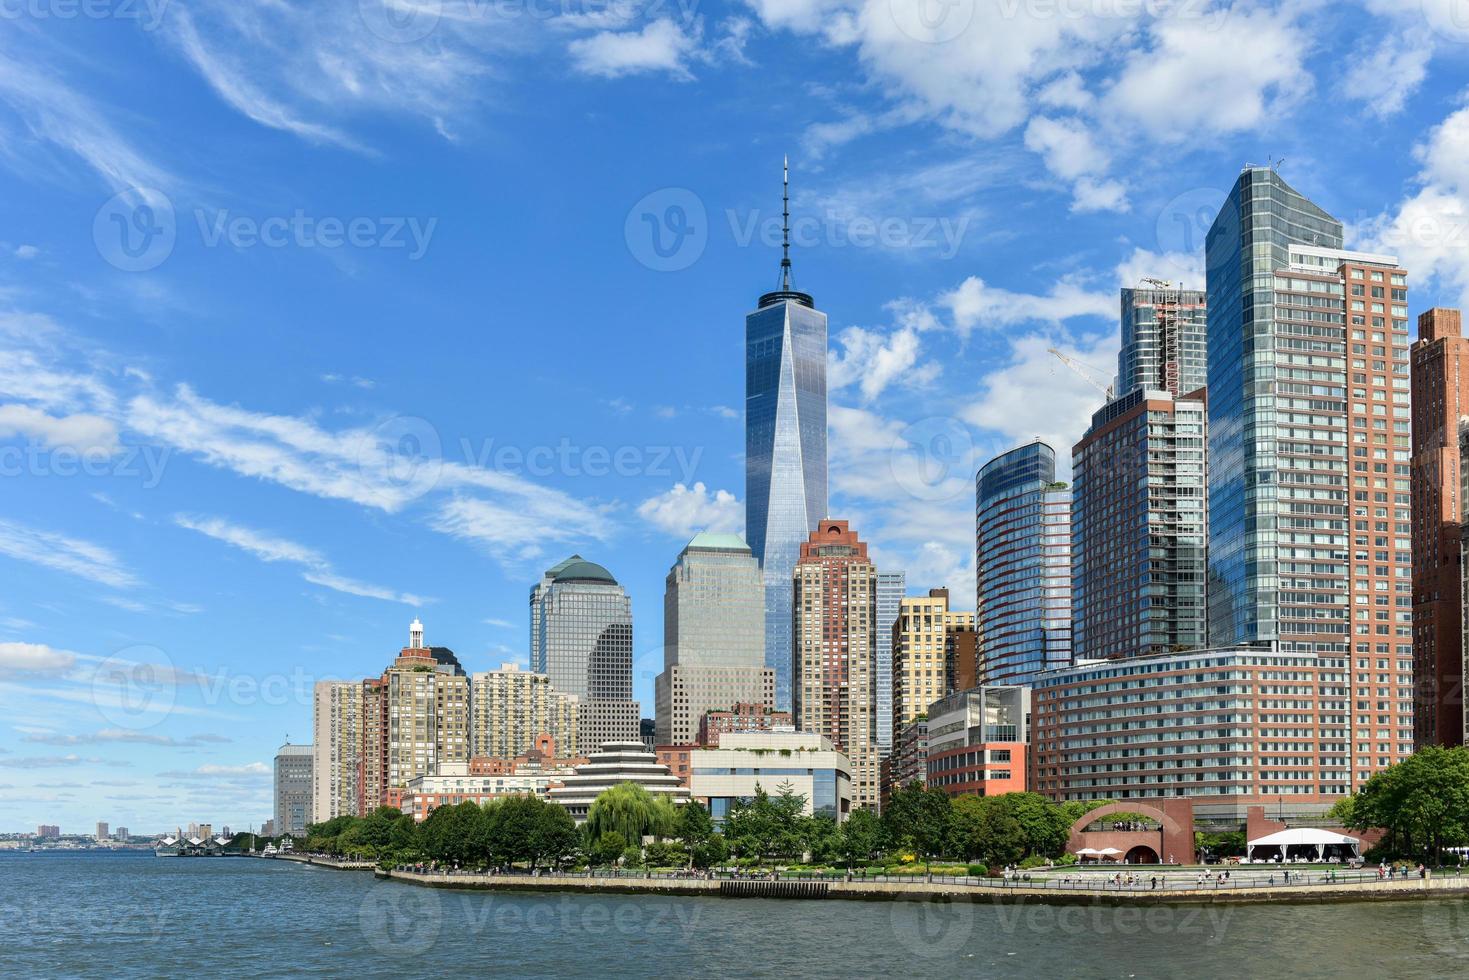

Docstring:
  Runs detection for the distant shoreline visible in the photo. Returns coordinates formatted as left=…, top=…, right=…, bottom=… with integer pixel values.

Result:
left=368, top=866, right=1469, bottom=907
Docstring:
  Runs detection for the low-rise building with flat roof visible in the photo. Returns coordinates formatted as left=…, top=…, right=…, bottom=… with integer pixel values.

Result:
left=688, top=731, right=852, bottom=825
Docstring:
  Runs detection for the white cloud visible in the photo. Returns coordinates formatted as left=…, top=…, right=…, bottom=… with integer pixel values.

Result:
left=637, top=482, right=743, bottom=538
left=175, top=513, right=427, bottom=606
left=0, top=404, right=118, bottom=453
left=13, top=244, right=38, bottom=260
left=1107, top=7, right=1312, bottom=141
left=1342, top=30, right=1432, bottom=118
left=568, top=18, right=700, bottom=79
left=828, top=324, right=939, bottom=402
left=0, top=519, right=138, bottom=589
left=962, top=331, right=1119, bottom=472
left=1362, top=98, right=1469, bottom=307
left=0, top=642, right=77, bottom=676
left=0, top=44, right=172, bottom=192
left=1115, top=246, right=1205, bottom=294
left=940, top=276, right=1113, bottom=336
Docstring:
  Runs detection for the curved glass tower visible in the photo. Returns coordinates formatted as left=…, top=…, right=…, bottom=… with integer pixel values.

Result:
left=746, top=159, right=828, bottom=712
left=975, top=441, right=1071, bottom=685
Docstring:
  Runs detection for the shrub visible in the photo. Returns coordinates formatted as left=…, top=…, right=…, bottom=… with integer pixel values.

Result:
left=1019, top=854, right=1049, bottom=870
left=967, top=864, right=988, bottom=877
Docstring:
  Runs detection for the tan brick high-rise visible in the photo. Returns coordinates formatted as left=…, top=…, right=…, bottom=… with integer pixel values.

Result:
left=891, top=588, right=974, bottom=742
left=1411, top=307, right=1468, bottom=748
left=793, top=521, right=880, bottom=809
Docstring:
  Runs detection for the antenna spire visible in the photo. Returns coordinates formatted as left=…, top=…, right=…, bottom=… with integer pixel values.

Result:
left=780, top=155, right=792, bottom=290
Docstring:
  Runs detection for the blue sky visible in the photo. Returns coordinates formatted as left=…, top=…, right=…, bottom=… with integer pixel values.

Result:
left=3, top=0, right=1469, bottom=832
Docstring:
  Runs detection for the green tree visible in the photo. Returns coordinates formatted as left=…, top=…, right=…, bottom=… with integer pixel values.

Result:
left=1342, top=746, right=1469, bottom=863
left=589, top=831, right=627, bottom=867
left=950, top=795, right=1025, bottom=868
left=585, top=783, right=667, bottom=843
left=1004, top=792, right=1070, bottom=858
left=883, top=784, right=951, bottom=871
left=838, top=808, right=881, bottom=869
left=674, top=801, right=714, bottom=868
left=529, top=799, right=580, bottom=870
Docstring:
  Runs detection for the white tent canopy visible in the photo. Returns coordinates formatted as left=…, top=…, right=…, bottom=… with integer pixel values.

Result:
left=1246, top=828, right=1361, bottom=862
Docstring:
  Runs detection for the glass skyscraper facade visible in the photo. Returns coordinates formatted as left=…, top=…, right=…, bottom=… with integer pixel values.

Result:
left=529, top=556, right=639, bottom=749
left=875, top=570, right=905, bottom=758
left=746, top=286, right=827, bottom=712
left=1206, top=166, right=1414, bottom=789
left=1117, top=287, right=1208, bottom=398
left=1073, top=387, right=1208, bottom=660
left=1206, top=167, right=1345, bottom=647
left=975, top=441, right=1072, bottom=685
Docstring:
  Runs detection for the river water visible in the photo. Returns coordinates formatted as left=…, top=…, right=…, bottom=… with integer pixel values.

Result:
left=3, top=851, right=1468, bottom=977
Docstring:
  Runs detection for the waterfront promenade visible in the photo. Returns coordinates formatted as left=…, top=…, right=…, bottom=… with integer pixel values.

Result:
left=373, top=865, right=1469, bottom=906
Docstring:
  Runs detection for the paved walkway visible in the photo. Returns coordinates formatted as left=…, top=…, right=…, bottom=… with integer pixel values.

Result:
left=378, top=868, right=1469, bottom=905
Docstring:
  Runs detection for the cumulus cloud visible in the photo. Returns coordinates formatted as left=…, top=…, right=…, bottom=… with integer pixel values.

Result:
left=637, top=482, right=743, bottom=538
left=568, top=19, right=701, bottom=79
left=0, top=642, right=77, bottom=676
left=828, top=324, right=939, bottom=402
left=940, top=276, right=1113, bottom=336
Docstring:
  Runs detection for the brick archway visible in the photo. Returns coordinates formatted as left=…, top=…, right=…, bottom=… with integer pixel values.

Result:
left=1066, top=799, right=1195, bottom=865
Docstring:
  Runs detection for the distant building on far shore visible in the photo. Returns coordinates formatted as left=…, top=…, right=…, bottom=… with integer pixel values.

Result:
left=274, top=742, right=314, bottom=837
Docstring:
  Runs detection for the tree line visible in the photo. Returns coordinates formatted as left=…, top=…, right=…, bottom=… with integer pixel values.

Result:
left=303, top=779, right=1121, bottom=873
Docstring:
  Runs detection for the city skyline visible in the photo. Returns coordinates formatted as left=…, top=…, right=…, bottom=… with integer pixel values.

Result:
left=7, top=3, right=1469, bottom=831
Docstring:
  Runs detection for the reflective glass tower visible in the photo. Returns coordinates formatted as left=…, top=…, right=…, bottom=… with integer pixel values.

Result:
left=975, top=441, right=1072, bottom=685
left=746, top=159, right=827, bottom=711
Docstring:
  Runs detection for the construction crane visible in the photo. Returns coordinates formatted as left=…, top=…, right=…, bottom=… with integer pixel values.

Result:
left=1140, top=276, right=1172, bottom=289
left=1048, top=347, right=1114, bottom=400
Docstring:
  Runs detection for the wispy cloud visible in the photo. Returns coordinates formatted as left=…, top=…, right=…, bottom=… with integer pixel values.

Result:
left=0, top=518, right=139, bottom=589
left=24, top=729, right=232, bottom=748
left=174, top=514, right=428, bottom=606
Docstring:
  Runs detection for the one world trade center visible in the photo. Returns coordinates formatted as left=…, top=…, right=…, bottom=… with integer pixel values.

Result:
left=745, top=159, right=827, bottom=711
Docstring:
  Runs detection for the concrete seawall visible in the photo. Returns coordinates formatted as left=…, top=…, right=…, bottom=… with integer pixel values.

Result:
left=377, top=869, right=1469, bottom=906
